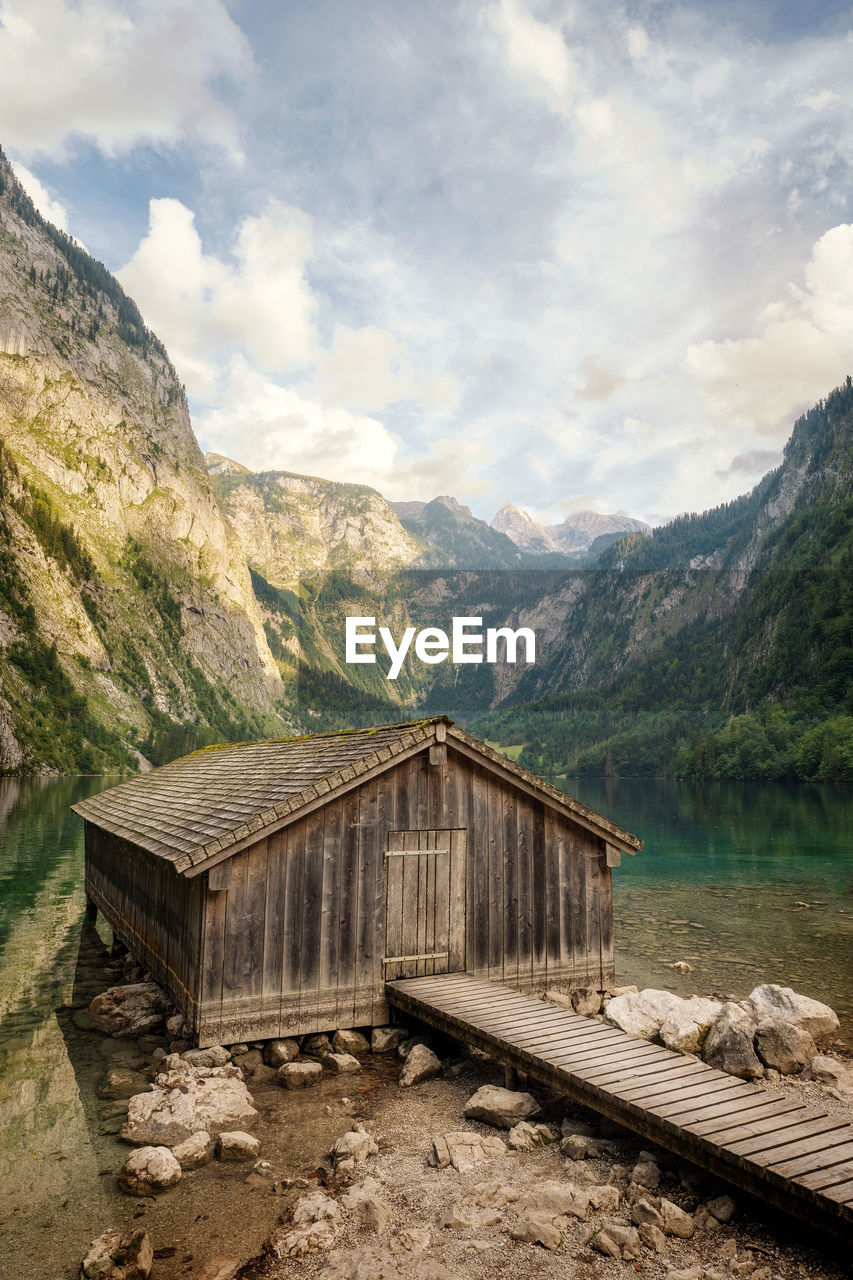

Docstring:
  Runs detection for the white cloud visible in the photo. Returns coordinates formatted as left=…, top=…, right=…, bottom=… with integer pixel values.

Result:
left=118, top=197, right=318, bottom=396
left=10, top=161, right=67, bottom=229
left=0, top=0, right=251, bottom=159
left=197, top=358, right=404, bottom=490
left=687, top=224, right=853, bottom=435
left=488, top=0, right=578, bottom=115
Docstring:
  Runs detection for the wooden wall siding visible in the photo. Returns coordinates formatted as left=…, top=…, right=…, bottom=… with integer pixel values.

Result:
left=85, top=826, right=203, bottom=1027
left=194, top=746, right=614, bottom=1046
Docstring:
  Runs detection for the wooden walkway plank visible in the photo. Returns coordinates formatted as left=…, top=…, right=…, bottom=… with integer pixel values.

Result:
left=386, top=973, right=853, bottom=1240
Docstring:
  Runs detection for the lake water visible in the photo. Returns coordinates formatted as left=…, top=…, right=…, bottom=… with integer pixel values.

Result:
left=0, top=773, right=851, bottom=1274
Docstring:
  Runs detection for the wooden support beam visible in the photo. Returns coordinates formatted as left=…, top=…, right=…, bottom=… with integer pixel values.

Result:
left=429, top=743, right=447, bottom=767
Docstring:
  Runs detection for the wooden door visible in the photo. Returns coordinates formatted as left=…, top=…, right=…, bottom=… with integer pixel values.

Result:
left=383, top=829, right=466, bottom=980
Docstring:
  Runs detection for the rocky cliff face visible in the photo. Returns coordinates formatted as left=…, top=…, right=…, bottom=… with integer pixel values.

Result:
left=490, top=504, right=558, bottom=553
left=0, top=150, right=282, bottom=772
left=207, top=459, right=422, bottom=587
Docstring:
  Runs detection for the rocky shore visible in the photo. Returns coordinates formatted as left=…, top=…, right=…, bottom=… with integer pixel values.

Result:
left=75, top=956, right=851, bottom=1280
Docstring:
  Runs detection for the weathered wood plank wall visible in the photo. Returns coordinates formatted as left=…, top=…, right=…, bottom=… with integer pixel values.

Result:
left=193, top=747, right=613, bottom=1045
left=85, top=745, right=614, bottom=1046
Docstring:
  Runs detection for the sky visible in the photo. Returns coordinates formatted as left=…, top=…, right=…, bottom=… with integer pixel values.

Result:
left=1, top=1, right=853, bottom=526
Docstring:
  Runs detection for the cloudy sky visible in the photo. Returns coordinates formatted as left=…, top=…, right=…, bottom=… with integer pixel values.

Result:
left=2, top=0, right=852, bottom=525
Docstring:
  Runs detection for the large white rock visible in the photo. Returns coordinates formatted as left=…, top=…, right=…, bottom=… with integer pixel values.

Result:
left=746, top=984, right=839, bottom=1051
left=604, top=989, right=683, bottom=1040
left=216, top=1130, right=260, bottom=1161
left=89, top=982, right=172, bottom=1039
left=659, top=997, right=723, bottom=1054
left=462, top=1084, right=540, bottom=1128
left=754, top=1017, right=816, bottom=1074
left=121, top=1061, right=256, bottom=1146
left=118, top=1145, right=182, bottom=1196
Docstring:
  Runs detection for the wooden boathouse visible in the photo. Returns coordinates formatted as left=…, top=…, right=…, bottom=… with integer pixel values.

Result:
left=73, top=716, right=641, bottom=1046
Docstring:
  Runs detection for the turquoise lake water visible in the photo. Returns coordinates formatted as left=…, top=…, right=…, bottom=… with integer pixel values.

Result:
left=0, top=773, right=850, bottom=1273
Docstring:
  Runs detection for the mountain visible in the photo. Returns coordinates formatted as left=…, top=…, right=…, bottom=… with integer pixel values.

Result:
left=392, top=495, right=577, bottom=567
left=490, top=504, right=558, bottom=553
left=491, top=503, right=649, bottom=555
left=0, top=148, right=285, bottom=772
left=207, top=458, right=421, bottom=586
left=473, top=378, right=853, bottom=781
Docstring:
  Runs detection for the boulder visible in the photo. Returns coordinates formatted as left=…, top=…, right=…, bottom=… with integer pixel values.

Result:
left=96, top=1068, right=150, bottom=1100
left=702, top=1004, right=764, bottom=1079
left=588, top=1184, right=621, bottom=1213
left=293, top=1190, right=342, bottom=1225
left=472, top=1180, right=518, bottom=1208
left=544, top=989, right=573, bottom=1010
left=333, top=1028, right=371, bottom=1055
left=659, top=997, right=723, bottom=1054
left=232, top=1048, right=263, bottom=1076
left=269, top=1221, right=338, bottom=1259
left=341, top=1178, right=392, bottom=1231
left=172, top=1130, right=212, bottom=1169
left=509, top=1212, right=562, bottom=1250
left=88, top=982, right=172, bottom=1039
left=572, top=988, right=602, bottom=1016
left=660, top=1197, right=695, bottom=1238
left=181, top=1045, right=230, bottom=1068
left=429, top=1131, right=506, bottom=1172
left=263, top=1038, right=299, bottom=1067
left=507, top=1121, right=557, bottom=1150
left=462, top=1084, right=540, bottom=1128
left=631, top=1198, right=664, bottom=1230
left=118, top=1145, right=182, bottom=1196
left=81, top=1228, right=152, bottom=1280
left=746, top=984, right=839, bottom=1050
left=399, top=1043, right=441, bottom=1087
left=371, top=1026, right=407, bottom=1053
left=302, top=1033, right=333, bottom=1057
left=216, top=1131, right=260, bottom=1160
left=121, top=1060, right=257, bottom=1145
left=324, top=1052, right=362, bottom=1074
left=193, top=1260, right=242, bottom=1280
left=630, top=1160, right=660, bottom=1189
left=638, top=1222, right=667, bottom=1253
left=166, top=1013, right=187, bottom=1041
left=278, top=1060, right=323, bottom=1089
left=603, top=989, right=682, bottom=1040
left=332, top=1124, right=379, bottom=1167
left=808, top=1054, right=853, bottom=1098
left=519, top=1180, right=590, bottom=1220
left=588, top=1222, right=640, bottom=1259
left=754, top=1017, right=816, bottom=1075
left=705, top=1194, right=737, bottom=1223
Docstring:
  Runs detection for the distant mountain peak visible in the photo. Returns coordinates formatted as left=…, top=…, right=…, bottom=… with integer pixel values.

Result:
left=204, top=451, right=255, bottom=477
left=491, top=504, right=558, bottom=553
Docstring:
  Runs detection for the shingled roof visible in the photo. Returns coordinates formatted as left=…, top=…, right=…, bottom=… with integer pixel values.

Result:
left=73, top=716, right=641, bottom=875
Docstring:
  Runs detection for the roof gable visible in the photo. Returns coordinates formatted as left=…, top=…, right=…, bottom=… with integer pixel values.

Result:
left=73, top=716, right=642, bottom=875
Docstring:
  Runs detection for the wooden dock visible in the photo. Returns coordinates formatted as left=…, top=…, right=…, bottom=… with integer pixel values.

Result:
left=387, top=973, right=853, bottom=1240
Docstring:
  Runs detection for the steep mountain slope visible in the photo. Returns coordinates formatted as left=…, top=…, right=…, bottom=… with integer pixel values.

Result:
left=207, top=456, right=422, bottom=585
left=393, top=495, right=573, bottom=567
left=474, top=379, right=853, bottom=779
left=0, top=150, right=284, bottom=772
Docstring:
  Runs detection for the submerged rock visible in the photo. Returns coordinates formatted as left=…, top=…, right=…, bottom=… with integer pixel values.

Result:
left=216, top=1130, right=260, bottom=1160
left=118, top=1145, right=182, bottom=1196
left=121, top=1059, right=256, bottom=1146
left=81, top=1228, right=152, bottom=1279
left=89, top=982, right=172, bottom=1039
left=172, top=1130, right=212, bottom=1169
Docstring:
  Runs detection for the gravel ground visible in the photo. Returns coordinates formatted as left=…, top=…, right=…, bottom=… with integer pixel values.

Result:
left=236, top=1049, right=851, bottom=1280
